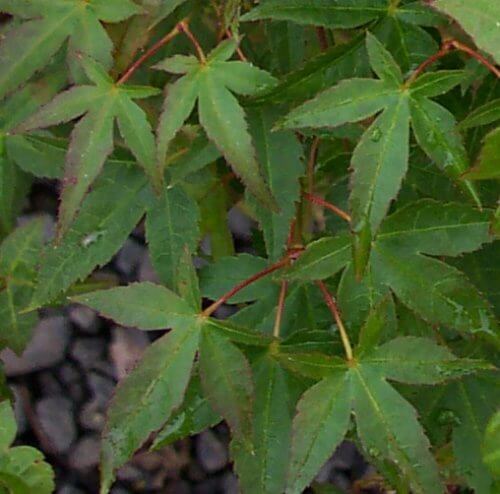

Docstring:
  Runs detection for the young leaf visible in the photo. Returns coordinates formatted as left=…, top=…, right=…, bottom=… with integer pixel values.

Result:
left=100, top=323, right=200, bottom=494
left=286, top=372, right=352, bottom=494
left=146, top=184, right=201, bottom=289
left=483, top=410, right=500, bottom=477
left=432, top=0, right=500, bottom=64
left=459, top=98, right=500, bottom=129
left=241, top=0, right=387, bottom=29
left=72, top=282, right=196, bottom=330
left=199, top=328, right=254, bottom=440
left=366, top=32, right=403, bottom=86
left=409, top=70, right=465, bottom=98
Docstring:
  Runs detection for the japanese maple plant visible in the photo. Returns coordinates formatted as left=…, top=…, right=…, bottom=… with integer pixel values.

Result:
left=0, top=0, right=499, bottom=493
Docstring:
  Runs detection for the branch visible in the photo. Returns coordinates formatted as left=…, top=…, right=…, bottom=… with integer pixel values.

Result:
left=201, top=257, right=290, bottom=317
left=316, top=281, right=353, bottom=361
left=303, top=192, right=352, bottom=223
left=117, top=21, right=185, bottom=85
left=178, top=21, right=206, bottom=63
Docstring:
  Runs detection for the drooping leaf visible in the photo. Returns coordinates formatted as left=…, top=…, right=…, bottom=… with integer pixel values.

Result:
left=483, top=410, right=500, bottom=477
left=146, top=184, right=201, bottom=289
left=100, top=323, right=200, bottom=493
left=459, top=98, right=500, bottom=129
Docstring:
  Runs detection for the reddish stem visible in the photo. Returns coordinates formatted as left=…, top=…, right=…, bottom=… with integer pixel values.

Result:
left=451, top=40, right=500, bottom=79
left=226, top=28, right=247, bottom=62
left=178, top=21, right=206, bottom=63
left=201, top=257, right=290, bottom=317
left=117, top=21, right=185, bottom=85
left=303, top=192, right=352, bottom=223
left=317, top=281, right=353, bottom=361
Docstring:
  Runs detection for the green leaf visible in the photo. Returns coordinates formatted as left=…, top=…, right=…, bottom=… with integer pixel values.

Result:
left=366, top=32, right=403, bottom=86
left=100, top=323, right=200, bottom=494
left=212, top=61, right=277, bottom=96
left=247, top=107, right=304, bottom=261
left=151, top=373, right=220, bottom=450
left=146, top=185, right=200, bottom=289
left=433, top=0, right=500, bottom=64
left=176, top=247, right=201, bottom=312
left=233, top=356, right=304, bottom=494
left=378, top=199, right=492, bottom=256
left=199, top=328, right=254, bottom=440
left=0, top=219, right=44, bottom=353
left=409, top=96, right=480, bottom=206
left=459, top=98, right=500, bottom=129
left=350, top=92, right=410, bottom=233
left=242, top=0, right=387, bottom=29
left=203, top=318, right=274, bottom=347
left=409, top=70, right=465, bottom=98
left=275, top=352, right=345, bottom=380
left=352, top=365, right=443, bottom=494
left=364, top=336, right=493, bottom=384
left=357, top=296, right=395, bottom=355
left=90, top=0, right=142, bottom=22
left=483, top=410, right=500, bottom=477
left=73, top=282, right=196, bottom=330
left=198, top=71, right=277, bottom=211
left=0, top=402, right=54, bottom=494
left=280, top=79, right=397, bottom=130
left=283, top=235, right=351, bottom=281
left=445, top=376, right=499, bottom=493
left=371, top=244, right=497, bottom=336
left=462, top=126, right=500, bottom=180
left=286, top=372, right=352, bottom=494
left=29, top=164, right=149, bottom=308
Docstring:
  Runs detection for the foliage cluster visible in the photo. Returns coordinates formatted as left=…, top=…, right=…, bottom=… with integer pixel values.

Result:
left=0, top=1, right=499, bottom=493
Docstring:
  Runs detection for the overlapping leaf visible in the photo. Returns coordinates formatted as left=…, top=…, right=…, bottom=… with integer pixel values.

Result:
left=0, top=0, right=141, bottom=100
left=155, top=40, right=278, bottom=210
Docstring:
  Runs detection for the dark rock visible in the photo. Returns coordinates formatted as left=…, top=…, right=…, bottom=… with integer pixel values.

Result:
left=110, top=327, right=149, bottom=380
left=115, top=239, right=144, bottom=276
left=1, top=316, right=70, bottom=376
left=58, top=484, right=85, bottom=494
left=138, top=251, right=160, bottom=283
left=163, top=480, right=191, bottom=494
left=68, top=435, right=100, bottom=472
left=69, top=305, right=99, bottom=334
left=79, top=400, right=106, bottom=432
left=87, top=372, right=115, bottom=406
left=70, top=338, right=106, bottom=368
left=58, top=364, right=85, bottom=402
left=116, top=464, right=144, bottom=484
left=222, top=473, right=239, bottom=494
left=194, top=477, right=225, bottom=494
left=37, top=371, right=63, bottom=396
left=36, top=395, right=76, bottom=454
left=10, top=385, right=27, bottom=435
left=196, top=430, right=228, bottom=473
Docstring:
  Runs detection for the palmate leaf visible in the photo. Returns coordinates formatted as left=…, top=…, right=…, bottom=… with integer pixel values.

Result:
left=462, top=126, right=500, bottom=180
left=0, top=219, right=45, bottom=354
left=17, top=57, right=159, bottom=235
left=433, top=0, right=500, bottom=64
left=0, top=401, right=54, bottom=493
left=286, top=337, right=490, bottom=494
left=155, top=40, right=278, bottom=211
left=483, top=410, right=500, bottom=478
left=0, top=0, right=141, bottom=99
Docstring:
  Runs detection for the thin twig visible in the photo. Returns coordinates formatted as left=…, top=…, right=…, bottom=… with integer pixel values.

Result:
left=405, top=38, right=500, bottom=86
left=202, top=257, right=290, bottom=317
left=273, top=281, right=288, bottom=338
left=226, top=28, right=247, bottom=62
left=178, top=21, right=206, bottom=63
left=317, top=281, right=353, bottom=361
left=117, top=21, right=185, bottom=85
left=303, top=192, right=352, bottom=223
